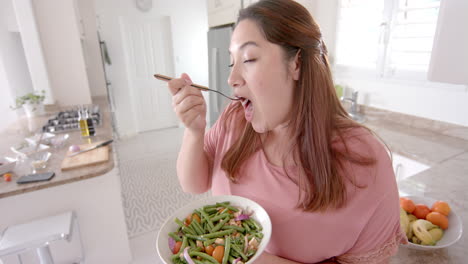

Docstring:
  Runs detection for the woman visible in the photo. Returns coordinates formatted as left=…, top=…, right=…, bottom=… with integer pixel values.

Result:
left=166, top=0, right=405, bottom=263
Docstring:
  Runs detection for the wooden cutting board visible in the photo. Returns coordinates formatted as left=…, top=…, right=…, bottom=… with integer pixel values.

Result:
left=61, top=141, right=110, bottom=171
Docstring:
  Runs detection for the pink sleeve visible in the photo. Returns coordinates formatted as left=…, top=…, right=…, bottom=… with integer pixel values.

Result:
left=335, top=133, right=408, bottom=264
left=336, top=193, right=408, bottom=264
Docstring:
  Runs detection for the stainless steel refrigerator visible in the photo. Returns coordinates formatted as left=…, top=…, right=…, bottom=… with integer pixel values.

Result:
left=207, top=25, right=234, bottom=127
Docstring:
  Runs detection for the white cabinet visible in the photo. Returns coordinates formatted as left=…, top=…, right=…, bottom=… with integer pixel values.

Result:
left=207, top=0, right=241, bottom=28
left=207, top=0, right=259, bottom=28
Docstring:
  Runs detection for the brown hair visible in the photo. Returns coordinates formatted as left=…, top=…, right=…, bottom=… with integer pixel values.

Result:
left=220, top=0, right=375, bottom=212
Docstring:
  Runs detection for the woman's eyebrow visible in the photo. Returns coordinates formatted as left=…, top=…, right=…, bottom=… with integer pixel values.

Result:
left=229, top=41, right=259, bottom=54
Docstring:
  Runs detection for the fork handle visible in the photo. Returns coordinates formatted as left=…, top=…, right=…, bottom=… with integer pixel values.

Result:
left=153, top=74, right=209, bottom=91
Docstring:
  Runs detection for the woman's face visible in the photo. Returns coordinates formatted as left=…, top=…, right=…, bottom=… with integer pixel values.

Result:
left=228, top=19, right=300, bottom=134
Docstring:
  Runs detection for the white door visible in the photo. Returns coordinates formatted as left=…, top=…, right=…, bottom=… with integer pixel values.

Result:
left=120, top=16, right=177, bottom=132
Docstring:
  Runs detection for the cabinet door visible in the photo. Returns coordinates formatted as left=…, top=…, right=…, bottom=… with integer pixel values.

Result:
left=207, top=0, right=242, bottom=28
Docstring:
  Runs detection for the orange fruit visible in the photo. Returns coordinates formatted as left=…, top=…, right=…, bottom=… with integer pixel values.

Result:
left=413, top=204, right=431, bottom=219
left=400, top=197, right=416, bottom=213
left=212, top=245, right=224, bottom=263
left=173, top=241, right=182, bottom=254
left=426, top=212, right=449, bottom=230
left=205, top=245, right=214, bottom=256
left=431, top=201, right=451, bottom=216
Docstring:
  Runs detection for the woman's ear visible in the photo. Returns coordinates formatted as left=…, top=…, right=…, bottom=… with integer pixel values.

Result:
left=289, top=50, right=301, bottom=81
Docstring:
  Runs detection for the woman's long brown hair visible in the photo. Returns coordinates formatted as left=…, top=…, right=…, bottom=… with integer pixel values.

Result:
left=220, top=0, right=375, bottom=212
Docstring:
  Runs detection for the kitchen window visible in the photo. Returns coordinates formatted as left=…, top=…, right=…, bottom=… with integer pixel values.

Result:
left=334, top=0, right=441, bottom=81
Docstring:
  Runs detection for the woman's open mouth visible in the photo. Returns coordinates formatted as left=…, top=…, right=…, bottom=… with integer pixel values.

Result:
left=237, top=97, right=254, bottom=122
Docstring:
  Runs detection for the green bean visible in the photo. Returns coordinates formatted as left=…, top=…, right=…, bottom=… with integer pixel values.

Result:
left=221, top=225, right=245, bottom=233
left=200, top=210, right=215, bottom=230
left=203, top=204, right=218, bottom=210
left=189, top=238, right=196, bottom=248
left=193, top=219, right=206, bottom=234
left=203, top=238, right=217, bottom=247
left=251, top=219, right=262, bottom=231
left=228, top=256, right=236, bottom=264
left=169, top=232, right=182, bottom=242
left=254, top=232, right=264, bottom=239
left=190, top=247, right=203, bottom=252
left=222, top=236, right=231, bottom=264
left=211, top=213, right=231, bottom=222
left=201, top=229, right=233, bottom=239
left=180, top=236, right=188, bottom=254
left=204, top=207, right=218, bottom=214
left=190, top=251, right=220, bottom=264
left=183, top=226, right=197, bottom=236
left=231, top=244, right=248, bottom=261
left=190, top=221, right=203, bottom=235
left=211, top=217, right=231, bottom=233
left=242, top=222, right=251, bottom=232
left=175, top=218, right=185, bottom=228
left=175, top=218, right=198, bottom=235
left=216, top=202, right=239, bottom=212
left=185, top=234, right=208, bottom=241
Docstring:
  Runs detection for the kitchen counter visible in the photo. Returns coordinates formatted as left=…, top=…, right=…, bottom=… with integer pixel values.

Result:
left=362, top=107, right=468, bottom=263
left=0, top=97, right=114, bottom=198
left=0, top=96, right=132, bottom=263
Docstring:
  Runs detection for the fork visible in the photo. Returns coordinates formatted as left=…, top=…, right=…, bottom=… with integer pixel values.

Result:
left=154, top=74, right=240, bottom=101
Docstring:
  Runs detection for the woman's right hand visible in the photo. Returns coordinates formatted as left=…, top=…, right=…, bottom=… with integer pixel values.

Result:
left=168, top=73, right=207, bottom=133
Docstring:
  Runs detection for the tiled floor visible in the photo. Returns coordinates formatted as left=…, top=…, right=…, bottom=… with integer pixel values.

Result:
left=129, top=231, right=161, bottom=264
left=116, top=127, right=209, bottom=263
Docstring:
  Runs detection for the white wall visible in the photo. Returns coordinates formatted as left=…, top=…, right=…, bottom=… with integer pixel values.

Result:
left=0, top=57, right=18, bottom=132
left=312, top=0, right=468, bottom=126
left=428, top=0, right=468, bottom=85
left=95, top=0, right=209, bottom=136
left=11, top=0, right=55, bottom=104
left=0, top=0, right=28, bottom=130
left=33, top=0, right=92, bottom=106
left=77, top=0, right=108, bottom=97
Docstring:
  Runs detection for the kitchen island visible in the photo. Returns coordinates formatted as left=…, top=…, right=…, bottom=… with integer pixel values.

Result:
left=362, top=107, right=468, bottom=264
left=0, top=97, right=131, bottom=264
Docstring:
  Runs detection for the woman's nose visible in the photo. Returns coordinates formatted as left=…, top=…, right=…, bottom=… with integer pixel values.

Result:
left=227, top=65, right=244, bottom=88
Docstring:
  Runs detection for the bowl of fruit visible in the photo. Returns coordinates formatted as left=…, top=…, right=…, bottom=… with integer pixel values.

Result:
left=400, top=195, right=462, bottom=250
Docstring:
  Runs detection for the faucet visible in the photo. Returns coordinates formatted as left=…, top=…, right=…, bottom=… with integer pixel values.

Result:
left=341, top=91, right=366, bottom=123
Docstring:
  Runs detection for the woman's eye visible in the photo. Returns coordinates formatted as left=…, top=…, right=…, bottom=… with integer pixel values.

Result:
left=228, top=59, right=256, bottom=68
left=244, top=59, right=256, bottom=63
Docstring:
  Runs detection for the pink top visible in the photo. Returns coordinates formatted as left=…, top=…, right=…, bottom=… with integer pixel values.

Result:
left=204, top=115, right=406, bottom=263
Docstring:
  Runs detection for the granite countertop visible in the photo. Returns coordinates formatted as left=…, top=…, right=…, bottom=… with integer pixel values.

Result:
left=362, top=107, right=468, bottom=263
left=0, top=97, right=115, bottom=198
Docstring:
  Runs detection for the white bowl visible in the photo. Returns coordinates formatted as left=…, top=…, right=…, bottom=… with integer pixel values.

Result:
left=156, top=195, right=272, bottom=264
left=11, top=141, right=50, bottom=158
left=25, top=132, right=56, bottom=145
left=50, top=133, right=70, bottom=148
left=27, top=151, right=52, bottom=170
left=402, top=195, right=463, bottom=250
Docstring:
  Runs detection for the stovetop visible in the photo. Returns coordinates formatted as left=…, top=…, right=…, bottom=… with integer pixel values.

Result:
left=43, top=105, right=101, bottom=133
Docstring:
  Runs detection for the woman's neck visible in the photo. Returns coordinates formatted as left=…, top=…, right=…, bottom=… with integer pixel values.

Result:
left=261, top=125, right=296, bottom=167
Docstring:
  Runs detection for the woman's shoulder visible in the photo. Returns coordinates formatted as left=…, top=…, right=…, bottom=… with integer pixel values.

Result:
left=334, top=126, right=394, bottom=187
left=333, top=126, right=386, bottom=154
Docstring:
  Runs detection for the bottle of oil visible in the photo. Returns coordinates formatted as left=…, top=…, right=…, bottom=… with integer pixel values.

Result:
left=86, top=108, right=96, bottom=136
left=79, top=107, right=90, bottom=137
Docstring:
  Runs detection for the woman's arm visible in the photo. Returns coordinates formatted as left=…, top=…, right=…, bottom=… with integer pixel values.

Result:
left=168, top=74, right=211, bottom=194
left=177, top=128, right=211, bottom=193
left=255, top=252, right=338, bottom=264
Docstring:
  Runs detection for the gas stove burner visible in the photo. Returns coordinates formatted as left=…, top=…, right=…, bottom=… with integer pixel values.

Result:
left=43, top=105, right=101, bottom=133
